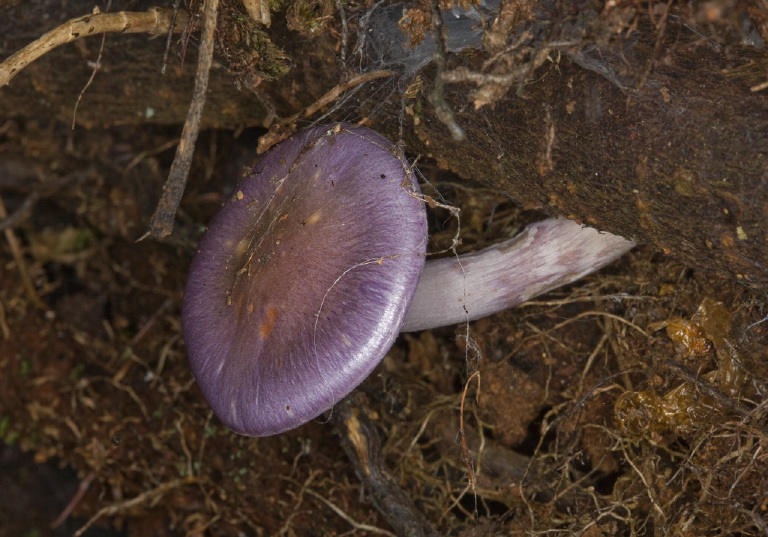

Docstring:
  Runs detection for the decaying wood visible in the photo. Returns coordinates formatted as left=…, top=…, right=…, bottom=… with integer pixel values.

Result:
left=0, top=7, right=193, bottom=87
left=378, top=42, right=768, bottom=286
left=0, top=1, right=282, bottom=127
left=1, top=0, right=767, bottom=285
left=332, top=395, right=440, bottom=537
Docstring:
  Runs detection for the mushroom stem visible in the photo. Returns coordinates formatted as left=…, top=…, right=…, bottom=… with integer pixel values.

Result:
left=400, top=217, right=636, bottom=332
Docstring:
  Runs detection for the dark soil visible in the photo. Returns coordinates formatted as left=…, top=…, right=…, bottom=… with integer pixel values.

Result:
left=1, top=115, right=767, bottom=536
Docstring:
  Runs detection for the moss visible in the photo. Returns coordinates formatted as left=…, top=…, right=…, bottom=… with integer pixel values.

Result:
left=286, top=0, right=334, bottom=34
left=217, top=2, right=292, bottom=88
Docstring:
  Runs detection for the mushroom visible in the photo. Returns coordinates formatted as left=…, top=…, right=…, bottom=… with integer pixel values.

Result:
left=182, top=124, right=428, bottom=437
left=182, top=123, right=635, bottom=437
left=400, top=216, right=635, bottom=332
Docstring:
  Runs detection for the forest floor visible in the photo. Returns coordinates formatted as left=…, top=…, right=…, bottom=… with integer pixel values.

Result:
left=1, top=117, right=767, bottom=536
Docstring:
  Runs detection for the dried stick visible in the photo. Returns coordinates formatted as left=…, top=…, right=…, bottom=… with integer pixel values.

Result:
left=143, top=0, right=218, bottom=240
left=73, top=477, right=198, bottom=537
left=304, top=488, right=397, bottom=536
left=242, top=0, right=272, bottom=27
left=0, top=7, right=192, bottom=87
left=161, top=0, right=184, bottom=75
left=0, top=194, right=46, bottom=309
left=458, top=370, right=481, bottom=491
left=428, top=0, right=465, bottom=141
left=0, top=171, right=81, bottom=232
left=256, top=69, right=395, bottom=154
left=0, top=191, right=39, bottom=232
left=50, top=472, right=96, bottom=529
left=72, top=3, right=111, bottom=129
left=332, top=394, right=439, bottom=537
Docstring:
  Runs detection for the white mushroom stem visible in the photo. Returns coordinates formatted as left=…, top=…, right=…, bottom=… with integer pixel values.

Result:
left=400, top=217, right=636, bottom=332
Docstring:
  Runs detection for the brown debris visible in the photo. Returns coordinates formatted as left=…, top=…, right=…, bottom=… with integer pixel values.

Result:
left=1, top=1, right=768, bottom=535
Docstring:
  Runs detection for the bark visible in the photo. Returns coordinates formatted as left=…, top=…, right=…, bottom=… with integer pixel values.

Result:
left=1, top=0, right=767, bottom=285
left=0, top=0, right=332, bottom=127
left=385, top=44, right=768, bottom=286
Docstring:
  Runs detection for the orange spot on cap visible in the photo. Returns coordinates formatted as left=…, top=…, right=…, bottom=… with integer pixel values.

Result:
left=259, top=306, right=279, bottom=339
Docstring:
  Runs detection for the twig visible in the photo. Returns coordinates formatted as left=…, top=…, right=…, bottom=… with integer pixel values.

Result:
left=304, top=488, right=397, bottom=537
left=256, top=69, right=395, bottom=154
left=0, top=194, right=46, bottom=309
left=104, top=378, right=150, bottom=421
left=513, top=310, right=650, bottom=354
left=123, top=137, right=181, bottom=173
left=242, top=0, right=272, bottom=27
left=332, top=394, right=439, bottom=537
left=0, top=170, right=81, bottom=232
left=334, top=0, right=349, bottom=66
left=50, top=472, right=96, bottom=529
left=0, top=8, right=192, bottom=87
left=72, top=2, right=112, bottom=129
left=278, top=472, right=317, bottom=536
left=428, top=0, right=465, bottom=141
left=0, top=190, right=39, bottom=232
left=161, top=0, right=183, bottom=75
left=73, top=477, right=198, bottom=537
left=0, top=299, right=10, bottom=341
left=459, top=370, right=481, bottom=492
left=143, top=0, right=218, bottom=240
left=276, top=473, right=397, bottom=537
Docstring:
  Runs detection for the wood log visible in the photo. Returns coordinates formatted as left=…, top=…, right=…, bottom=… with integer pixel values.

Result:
left=381, top=42, right=768, bottom=286
left=1, top=0, right=766, bottom=285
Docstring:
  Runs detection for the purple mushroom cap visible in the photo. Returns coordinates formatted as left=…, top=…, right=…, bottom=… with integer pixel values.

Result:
left=182, top=124, right=427, bottom=437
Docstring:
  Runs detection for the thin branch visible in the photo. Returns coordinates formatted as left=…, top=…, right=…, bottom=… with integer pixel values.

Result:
left=459, top=370, right=481, bottom=492
left=428, top=0, right=465, bottom=141
left=331, top=394, right=440, bottom=537
left=256, top=69, right=395, bottom=154
left=161, top=0, right=184, bottom=75
left=0, top=191, right=39, bottom=232
left=72, top=1, right=112, bottom=129
left=143, top=0, right=218, bottom=240
left=304, top=488, right=398, bottom=537
left=0, top=8, right=192, bottom=87
left=335, top=0, right=349, bottom=66
left=50, top=472, right=96, bottom=529
left=242, top=0, right=271, bottom=27
left=73, top=477, right=198, bottom=537
left=0, top=194, right=46, bottom=309
left=0, top=170, right=81, bottom=232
